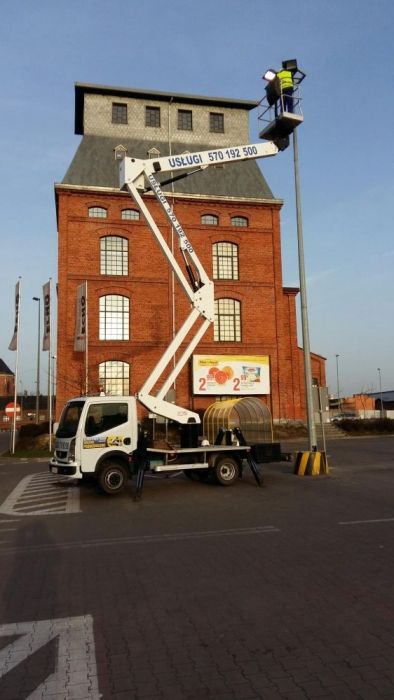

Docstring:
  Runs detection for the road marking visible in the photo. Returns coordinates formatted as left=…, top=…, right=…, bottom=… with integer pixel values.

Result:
left=0, top=472, right=80, bottom=516
left=0, top=519, right=21, bottom=524
left=0, top=525, right=279, bottom=555
left=339, top=517, right=394, bottom=526
left=0, top=615, right=100, bottom=699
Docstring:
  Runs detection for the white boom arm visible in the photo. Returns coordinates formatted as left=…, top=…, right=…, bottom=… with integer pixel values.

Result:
left=119, top=140, right=278, bottom=423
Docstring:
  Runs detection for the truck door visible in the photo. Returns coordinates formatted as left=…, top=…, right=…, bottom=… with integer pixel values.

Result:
left=80, top=400, right=133, bottom=473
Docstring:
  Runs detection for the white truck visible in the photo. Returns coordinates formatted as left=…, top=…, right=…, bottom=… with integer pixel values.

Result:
left=50, top=125, right=300, bottom=497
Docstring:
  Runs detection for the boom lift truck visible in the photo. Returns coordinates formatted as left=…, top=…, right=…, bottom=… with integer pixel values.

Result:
left=50, top=109, right=303, bottom=497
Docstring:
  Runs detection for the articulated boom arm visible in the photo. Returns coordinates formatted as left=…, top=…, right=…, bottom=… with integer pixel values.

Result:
left=119, top=140, right=278, bottom=424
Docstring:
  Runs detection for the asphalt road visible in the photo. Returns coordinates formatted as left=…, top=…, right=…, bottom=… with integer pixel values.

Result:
left=0, top=436, right=393, bottom=699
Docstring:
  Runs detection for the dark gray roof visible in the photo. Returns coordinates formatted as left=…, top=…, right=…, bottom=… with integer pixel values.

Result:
left=0, top=359, right=13, bottom=375
left=75, top=83, right=258, bottom=135
left=61, top=136, right=275, bottom=200
left=368, top=390, right=394, bottom=401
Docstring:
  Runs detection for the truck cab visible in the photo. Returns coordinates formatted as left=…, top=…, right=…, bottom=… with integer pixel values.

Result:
left=50, top=396, right=138, bottom=491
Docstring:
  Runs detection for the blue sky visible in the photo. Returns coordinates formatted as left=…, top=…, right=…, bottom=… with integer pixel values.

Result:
left=1, top=0, right=393, bottom=399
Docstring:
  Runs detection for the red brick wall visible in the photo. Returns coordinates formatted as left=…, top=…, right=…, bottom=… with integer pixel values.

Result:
left=55, top=187, right=325, bottom=422
left=0, top=373, right=14, bottom=398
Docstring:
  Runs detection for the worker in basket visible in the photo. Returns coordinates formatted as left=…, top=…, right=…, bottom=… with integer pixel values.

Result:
left=277, top=63, right=294, bottom=113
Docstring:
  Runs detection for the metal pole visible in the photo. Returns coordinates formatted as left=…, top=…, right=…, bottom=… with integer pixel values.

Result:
left=52, top=355, right=57, bottom=423
left=33, top=297, right=41, bottom=424
left=318, top=387, right=326, bottom=455
left=378, top=368, right=383, bottom=418
left=293, top=129, right=317, bottom=451
left=336, top=354, right=340, bottom=412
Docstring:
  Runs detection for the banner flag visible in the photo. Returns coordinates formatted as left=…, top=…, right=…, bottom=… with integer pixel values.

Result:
left=42, top=280, right=51, bottom=351
left=74, top=282, right=87, bottom=352
left=8, top=280, right=21, bottom=351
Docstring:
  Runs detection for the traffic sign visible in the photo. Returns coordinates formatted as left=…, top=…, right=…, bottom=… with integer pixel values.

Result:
left=5, top=402, right=21, bottom=415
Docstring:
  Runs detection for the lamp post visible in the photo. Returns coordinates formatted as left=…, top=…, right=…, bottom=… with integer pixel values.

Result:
left=377, top=367, right=383, bottom=419
left=32, top=297, right=41, bottom=424
left=335, top=354, right=340, bottom=412
left=293, top=126, right=317, bottom=451
left=52, top=353, right=56, bottom=420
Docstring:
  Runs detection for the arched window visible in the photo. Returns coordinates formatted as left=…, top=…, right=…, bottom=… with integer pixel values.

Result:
left=88, top=206, right=107, bottom=218
left=99, top=360, right=129, bottom=396
left=99, top=295, right=129, bottom=340
left=100, top=236, right=128, bottom=276
left=201, top=214, right=218, bottom=226
left=121, top=209, right=140, bottom=221
left=212, top=242, right=239, bottom=280
left=231, top=216, right=248, bottom=228
left=214, top=298, right=241, bottom=342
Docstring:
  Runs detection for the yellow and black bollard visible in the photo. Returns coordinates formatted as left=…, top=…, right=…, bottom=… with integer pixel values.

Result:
left=294, top=450, right=329, bottom=476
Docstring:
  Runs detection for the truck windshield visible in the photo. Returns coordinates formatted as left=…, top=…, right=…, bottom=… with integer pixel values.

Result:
left=56, top=401, right=85, bottom=438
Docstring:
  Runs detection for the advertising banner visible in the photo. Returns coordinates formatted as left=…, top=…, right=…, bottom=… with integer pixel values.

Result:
left=42, top=280, right=51, bottom=351
left=193, top=355, right=270, bottom=395
left=74, top=282, right=87, bottom=352
left=8, top=280, right=20, bottom=351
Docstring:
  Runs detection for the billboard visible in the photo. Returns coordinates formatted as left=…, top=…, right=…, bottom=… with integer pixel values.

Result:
left=193, top=355, right=270, bottom=395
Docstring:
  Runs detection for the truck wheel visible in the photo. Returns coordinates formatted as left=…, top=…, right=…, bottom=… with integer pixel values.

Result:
left=214, top=456, right=239, bottom=486
left=98, top=461, right=128, bottom=495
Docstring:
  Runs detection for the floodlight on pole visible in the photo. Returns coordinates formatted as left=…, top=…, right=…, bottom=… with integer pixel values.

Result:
left=282, top=58, right=298, bottom=72
left=263, top=69, right=276, bottom=81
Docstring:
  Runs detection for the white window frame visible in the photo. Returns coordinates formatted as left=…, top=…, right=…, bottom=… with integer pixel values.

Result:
left=100, top=236, right=128, bottom=276
left=214, top=298, right=241, bottom=342
left=99, top=360, right=130, bottom=395
left=99, top=295, right=129, bottom=340
left=212, top=242, right=239, bottom=280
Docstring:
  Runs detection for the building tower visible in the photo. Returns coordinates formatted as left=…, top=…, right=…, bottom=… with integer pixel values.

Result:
left=54, top=83, right=325, bottom=421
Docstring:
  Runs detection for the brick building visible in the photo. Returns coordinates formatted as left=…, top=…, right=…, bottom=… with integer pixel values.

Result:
left=0, top=359, right=14, bottom=398
left=54, top=83, right=325, bottom=422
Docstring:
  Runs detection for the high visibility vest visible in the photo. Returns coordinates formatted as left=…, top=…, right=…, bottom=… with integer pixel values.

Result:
left=277, top=70, right=293, bottom=90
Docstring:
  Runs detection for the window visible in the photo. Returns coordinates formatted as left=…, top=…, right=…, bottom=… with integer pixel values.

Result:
left=209, top=112, right=224, bottom=133
left=213, top=242, right=239, bottom=280
left=112, top=103, right=128, bottom=124
left=231, top=216, right=248, bottom=228
left=146, top=106, right=161, bottom=127
left=100, top=236, right=128, bottom=276
left=56, top=401, right=85, bottom=438
left=85, top=401, right=128, bottom=436
left=147, top=147, right=161, bottom=158
left=88, top=207, right=107, bottom=218
left=114, top=144, right=127, bottom=161
left=178, top=109, right=193, bottom=130
left=201, top=214, right=218, bottom=226
left=99, top=361, right=130, bottom=396
left=121, top=209, right=140, bottom=221
left=99, top=295, right=129, bottom=340
left=214, top=298, right=241, bottom=341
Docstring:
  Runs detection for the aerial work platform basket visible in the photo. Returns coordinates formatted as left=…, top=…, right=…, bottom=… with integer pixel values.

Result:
left=258, top=65, right=305, bottom=148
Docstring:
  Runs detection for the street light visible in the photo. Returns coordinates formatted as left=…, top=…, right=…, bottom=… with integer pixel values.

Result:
left=377, top=367, right=383, bottom=419
left=32, top=297, right=41, bottom=424
left=292, top=109, right=317, bottom=451
left=335, top=354, right=341, bottom=412
left=263, top=68, right=276, bottom=81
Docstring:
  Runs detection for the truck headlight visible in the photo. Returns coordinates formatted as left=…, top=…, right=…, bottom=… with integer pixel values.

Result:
left=68, top=438, right=76, bottom=462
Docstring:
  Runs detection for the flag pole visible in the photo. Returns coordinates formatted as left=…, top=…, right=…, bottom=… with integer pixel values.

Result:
left=48, top=278, right=52, bottom=452
left=11, top=277, right=21, bottom=455
left=85, top=280, right=88, bottom=395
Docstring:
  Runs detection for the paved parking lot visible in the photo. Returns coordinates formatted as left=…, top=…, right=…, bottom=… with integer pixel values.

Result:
left=0, top=436, right=393, bottom=699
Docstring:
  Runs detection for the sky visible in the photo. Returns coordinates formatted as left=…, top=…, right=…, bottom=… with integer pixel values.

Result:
left=0, top=0, right=393, bottom=400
